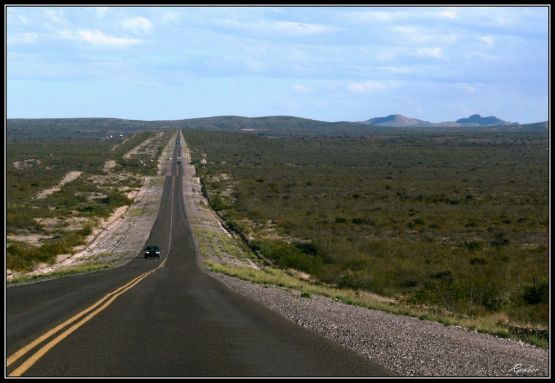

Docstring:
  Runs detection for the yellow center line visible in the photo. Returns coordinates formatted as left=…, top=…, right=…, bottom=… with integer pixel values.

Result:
left=7, top=270, right=149, bottom=368
left=9, top=270, right=155, bottom=377
left=8, top=157, right=179, bottom=376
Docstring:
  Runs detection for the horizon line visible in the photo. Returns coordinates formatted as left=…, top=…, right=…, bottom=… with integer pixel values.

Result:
left=5, top=114, right=549, bottom=125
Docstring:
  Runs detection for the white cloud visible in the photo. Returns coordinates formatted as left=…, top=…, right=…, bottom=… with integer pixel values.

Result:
left=346, top=8, right=459, bottom=24
left=438, top=9, right=458, bottom=19
left=479, top=35, right=495, bottom=47
left=376, top=48, right=402, bottom=61
left=459, top=83, right=477, bottom=93
left=347, top=11, right=395, bottom=23
left=44, top=9, right=66, bottom=25
left=8, top=33, right=38, bottom=45
left=378, top=66, right=416, bottom=74
left=78, top=30, right=140, bottom=47
left=416, top=47, right=442, bottom=58
left=293, top=84, right=312, bottom=93
left=8, top=12, right=30, bottom=25
left=348, top=80, right=387, bottom=92
left=214, top=18, right=339, bottom=36
left=121, top=17, right=153, bottom=33
left=96, top=7, right=109, bottom=19
left=390, top=25, right=458, bottom=45
left=162, top=11, right=184, bottom=24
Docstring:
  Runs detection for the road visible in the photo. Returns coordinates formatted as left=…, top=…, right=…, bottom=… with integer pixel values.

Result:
left=6, top=132, right=393, bottom=377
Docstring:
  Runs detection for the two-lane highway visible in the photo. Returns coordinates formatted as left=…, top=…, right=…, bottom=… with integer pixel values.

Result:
left=6, top=132, right=393, bottom=377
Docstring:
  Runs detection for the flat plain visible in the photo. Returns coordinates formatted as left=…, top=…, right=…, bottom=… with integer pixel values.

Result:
left=184, top=129, right=549, bottom=346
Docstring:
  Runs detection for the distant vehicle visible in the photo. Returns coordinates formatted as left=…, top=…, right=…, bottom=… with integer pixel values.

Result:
left=144, top=245, right=161, bottom=259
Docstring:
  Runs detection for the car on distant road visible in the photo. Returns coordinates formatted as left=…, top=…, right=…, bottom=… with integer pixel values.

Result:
left=144, top=245, right=161, bottom=259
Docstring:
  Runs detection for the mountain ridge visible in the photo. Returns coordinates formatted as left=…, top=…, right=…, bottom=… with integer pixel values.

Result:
left=7, top=115, right=548, bottom=140
left=361, top=113, right=519, bottom=127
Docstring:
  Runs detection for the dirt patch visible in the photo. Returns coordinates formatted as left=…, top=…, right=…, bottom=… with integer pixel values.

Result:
left=35, top=171, right=82, bottom=200
left=33, top=216, right=90, bottom=233
left=126, top=190, right=139, bottom=200
left=74, top=192, right=108, bottom=202
left=7, top=233, right=54, bottom=247
left=103, top=160, right=116, bottom=172
left=123, top=132, right=163, bottom=159
left=13, top=159, right=41, bottom=169
left=111, top=138, right=128, bottom=152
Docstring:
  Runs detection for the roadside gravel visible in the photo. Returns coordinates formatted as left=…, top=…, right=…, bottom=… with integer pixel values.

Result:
left=210, top=273, right=548, bottom=377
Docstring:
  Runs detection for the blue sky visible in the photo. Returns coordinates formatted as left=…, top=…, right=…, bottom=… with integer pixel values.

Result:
left=6, top=6, right=549, bottom=123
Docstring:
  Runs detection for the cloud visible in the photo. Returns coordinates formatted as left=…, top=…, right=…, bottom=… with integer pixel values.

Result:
left=458, top=83, right=479, bottom=93
left=479, top=35, right=495, bottom=47
left=346, top=8, right=459, bottom=24
left=438, top=9, right=458, bottom=19
left=292, top=84, right=312, bottom=93
left=214, top=18, right=339, bottom=36
left=44, top=9, right=66, bottom=25
left=378, top=66, right=416, bottom=74
left=121, top=16, right=153, bottom=33
left=415, top=47, right=442, bottom=58
left=348, top=80, right=387, bottom=92
left=376, top=48, right=402, bottom=61
left=78, top=30, right=140, bottom=47
left=8, top=33, right=38, bottom=45
left=8, top=12, right=30, bottom=25
left=347, top=11, right=396, bottom=23
left=390, top=25, right=458, bottom=45
left=161, top=11, right=184, bottom=24
left=96, top=7, right=109, bottom=19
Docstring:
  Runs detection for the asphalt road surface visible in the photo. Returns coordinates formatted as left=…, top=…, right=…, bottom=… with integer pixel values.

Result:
left=6, top=133, right=393, bottom=377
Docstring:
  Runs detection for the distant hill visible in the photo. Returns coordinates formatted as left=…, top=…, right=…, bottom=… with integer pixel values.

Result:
left=6, top=115, right=548, bottom=141
left=6, top=116, right=368, bottom=140
left=455, top=114, right=511, bottom=126
left=362, top=114, right=525, bottom=128
left=363, top=114, right=431, bottom=127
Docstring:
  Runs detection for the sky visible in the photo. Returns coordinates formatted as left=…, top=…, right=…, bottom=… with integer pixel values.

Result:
left=6, top=6, right=549, bottom=123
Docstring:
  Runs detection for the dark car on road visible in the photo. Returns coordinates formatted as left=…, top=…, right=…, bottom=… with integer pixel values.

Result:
left=144, top=245, right=161, bottom=259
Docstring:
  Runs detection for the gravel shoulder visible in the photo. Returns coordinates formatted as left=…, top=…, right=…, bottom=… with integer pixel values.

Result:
left=179, top=133, right=549, bottom=377
left=211, top=273, right=548, bottom=377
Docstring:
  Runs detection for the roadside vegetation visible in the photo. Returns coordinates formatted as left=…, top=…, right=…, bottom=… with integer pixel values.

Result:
left=184, top=129, right=549, bottom=347
left=7, top=125, right=173, bottom=273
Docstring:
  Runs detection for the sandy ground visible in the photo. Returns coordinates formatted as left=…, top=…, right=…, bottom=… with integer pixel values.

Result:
left=6, top=233, right=53, bottom=247
left=7, top=132, right=177, bottom=282
left=179, top=132, right=234, bottom=240
left=123, top=132, right=163, bottom=159
left=111, top=138, right=128, bottom=152
left=103, top=160, right=116, bottom=172
left=35, top=171, right=82, bottom=200
left=13, top=159, right=41, bottom=169
left=179, top=131, right=260, bottom=273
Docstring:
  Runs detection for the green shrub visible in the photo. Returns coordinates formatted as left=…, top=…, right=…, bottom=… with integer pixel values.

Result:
left=253, top=239, right=324, bottom=274
left=523, top=282, right=549, bottom=305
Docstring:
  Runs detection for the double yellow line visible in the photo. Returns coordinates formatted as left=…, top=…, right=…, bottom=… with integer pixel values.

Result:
left=7, top=257, right=170, bottom=377
left=7, top=177, right=175, bottom=376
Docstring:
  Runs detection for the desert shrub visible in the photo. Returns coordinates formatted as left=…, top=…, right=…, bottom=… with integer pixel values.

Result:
left=253, top=239, right=324, bottom=274
left=523, top=281, right=549, bottom=305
